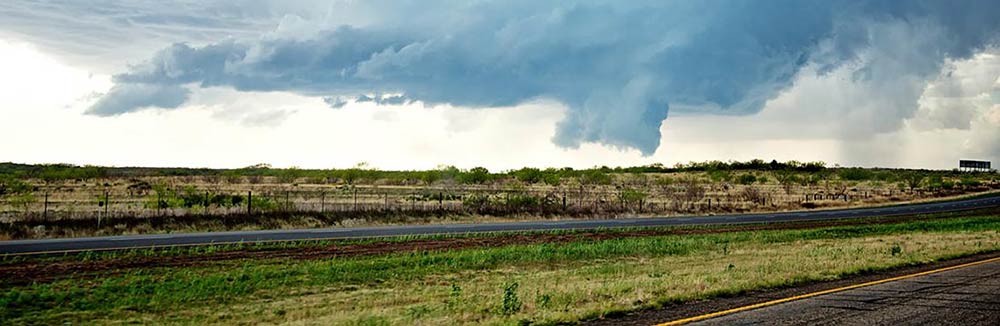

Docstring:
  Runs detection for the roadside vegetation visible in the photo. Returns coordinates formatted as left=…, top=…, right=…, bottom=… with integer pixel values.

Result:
left=1, top=214, right=998, bottom=325
left=1, top=161, right=997, bottom=239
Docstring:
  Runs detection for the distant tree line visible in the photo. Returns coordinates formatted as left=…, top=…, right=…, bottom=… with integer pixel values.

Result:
left=0, top=160, right=994, bottom=187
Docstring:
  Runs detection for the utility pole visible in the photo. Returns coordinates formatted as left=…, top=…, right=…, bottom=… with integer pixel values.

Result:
left=247, top=191, right=253, bottom=215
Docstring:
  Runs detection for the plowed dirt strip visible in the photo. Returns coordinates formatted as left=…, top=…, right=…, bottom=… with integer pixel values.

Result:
left=2, top=209, right=995, bottom=286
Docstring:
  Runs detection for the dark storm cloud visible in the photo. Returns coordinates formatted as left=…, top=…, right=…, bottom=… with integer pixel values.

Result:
left=85, top=0, right=1000, bottom=154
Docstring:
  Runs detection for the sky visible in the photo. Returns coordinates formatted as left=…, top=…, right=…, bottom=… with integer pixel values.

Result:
left=1, top=0, right=999, bottom=171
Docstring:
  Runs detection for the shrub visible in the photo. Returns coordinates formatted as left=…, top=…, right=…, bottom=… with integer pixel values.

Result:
left=959, top=177, right=981, bottom=188
left=505, top=193, right=541, bottom=209
left=736, top=174, right=757, bottom=185
left=462, top=193, right=491, bottom=210
left=541, top=172, right=561, bottom=186
left=500, top=282, right=521, bottom=316
left=838, top=168, right=874, bottom=181
left=739, top=186, right=767, bottom=205
left=619, top=188, right=648, bottom=206
left=580, top=170, right=612, bottom=185
left=707, top=170, right=731, bottom=182
left=511, top=168, right=543, bottom=184
left=902, top=173, right=925, bottom=191
left=0, top=177, right=31, bottom=198
left=276, top=167, right=302, bottom=184
left=459, top=167, right=491, bottom=184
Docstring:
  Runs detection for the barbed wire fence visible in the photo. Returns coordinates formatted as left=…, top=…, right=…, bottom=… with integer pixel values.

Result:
left=2, top=179, right=969, bottom=224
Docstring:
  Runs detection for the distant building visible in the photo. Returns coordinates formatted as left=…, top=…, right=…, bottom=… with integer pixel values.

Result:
left=959, top=160, right=991, bottom=172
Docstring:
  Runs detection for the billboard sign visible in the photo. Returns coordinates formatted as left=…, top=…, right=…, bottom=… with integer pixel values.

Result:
left=959, top=160, right=991, bottom=171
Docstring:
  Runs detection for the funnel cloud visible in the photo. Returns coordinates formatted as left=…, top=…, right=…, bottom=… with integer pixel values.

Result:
left=83, top=1, right=1000, bottom=155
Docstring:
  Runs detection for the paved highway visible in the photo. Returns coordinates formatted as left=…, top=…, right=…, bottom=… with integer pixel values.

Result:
left=1, top=195, right=998, bottom=255
left=690, top=257, right=1000, bottom=325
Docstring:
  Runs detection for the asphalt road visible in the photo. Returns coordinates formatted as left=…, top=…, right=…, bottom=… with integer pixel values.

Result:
left=2, top=195, right=998, bottom=255
left=691, top=258, right=1000, bottom=326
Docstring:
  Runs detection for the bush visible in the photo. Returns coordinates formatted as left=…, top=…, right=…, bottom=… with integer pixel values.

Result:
left=580, top=170, right=612, bottom=185
left=511, top=168, right=543, bottom=184
left=959, top=177, right=981, bottom=188
left=619, top=188, right=647, bottom=206
left=541, top=172, right=561, bottom=186
left=707, top=170, right=731, bottom=182
left=838, top=168, right=873, bottom=181
left=505, top=193, right=541, bottom=209
left=462, top=193, right=491, bottom=210
left=500, top=282, right=521, bottom=316
left=736, top=174, right=757, bottom=185
left=459, top=167, right=491, bottom=184
left=0, top=177, right=31, bottom=198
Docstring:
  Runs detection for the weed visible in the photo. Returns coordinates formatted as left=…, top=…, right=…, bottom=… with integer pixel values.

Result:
left=535, top=292, right=552, bottom=309
left=890, top=244, right=903, bottom=256
left=448, top=283, right=463, bottom=309
left=501, top=282, right=522, bottom=316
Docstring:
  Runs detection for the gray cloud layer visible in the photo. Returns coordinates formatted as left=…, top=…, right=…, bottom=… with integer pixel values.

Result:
left=85, top=0, right=999, bottom=154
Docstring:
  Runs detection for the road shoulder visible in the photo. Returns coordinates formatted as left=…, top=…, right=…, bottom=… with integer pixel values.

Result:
left=584, top=250, right=1000, bottom=326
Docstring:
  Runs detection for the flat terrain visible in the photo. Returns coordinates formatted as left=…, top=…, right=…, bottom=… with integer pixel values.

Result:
left=3, top=194, right=998, bottom=254
left=2, top=213, right=998, bottom=325
left=3, top=162, right=996, bottom=239
left=692, top=257, right=999, bottom=325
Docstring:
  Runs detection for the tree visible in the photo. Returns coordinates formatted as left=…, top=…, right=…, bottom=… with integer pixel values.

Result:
left=774, top=171, right=800, bottom=194
left=276, top=167, right=303, bottom=184
left=679, top=178, right=706, bottom=207
left=459, top=167, right=491, bottom=184
left=511, top=167, right=543, bottom=184
left=902, top=173, right=925, bottom=192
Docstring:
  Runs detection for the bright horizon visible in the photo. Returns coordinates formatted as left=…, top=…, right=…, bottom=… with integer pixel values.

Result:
left=2, top=2, right=999, bottom=171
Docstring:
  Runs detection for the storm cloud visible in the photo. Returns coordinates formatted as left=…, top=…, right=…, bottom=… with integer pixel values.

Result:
left=87, top=0, right=1000, bottom=154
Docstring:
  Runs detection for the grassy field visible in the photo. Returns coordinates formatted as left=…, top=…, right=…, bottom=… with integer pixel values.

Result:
left=1, top=161, right=997, bottom=239
left=2, top=214, right=998, bottom=325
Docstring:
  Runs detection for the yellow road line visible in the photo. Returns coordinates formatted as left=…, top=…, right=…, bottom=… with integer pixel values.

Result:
left=654, top=256, right=1000, bottom=326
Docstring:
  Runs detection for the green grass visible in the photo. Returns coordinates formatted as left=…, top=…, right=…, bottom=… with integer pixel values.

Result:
left=2, top=215, right=999, bottom=325
left=6, top=207, right=996, bottom=266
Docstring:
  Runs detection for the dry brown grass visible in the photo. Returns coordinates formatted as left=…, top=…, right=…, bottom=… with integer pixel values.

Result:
left=126, top=231, right=999, bottom=325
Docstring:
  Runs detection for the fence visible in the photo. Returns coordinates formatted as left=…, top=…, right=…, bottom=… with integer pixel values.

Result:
left=0, top=180, right=940, bottom=223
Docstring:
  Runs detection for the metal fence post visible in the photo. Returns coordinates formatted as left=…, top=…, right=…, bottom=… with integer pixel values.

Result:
left=43, top=191, right=49, bottom=219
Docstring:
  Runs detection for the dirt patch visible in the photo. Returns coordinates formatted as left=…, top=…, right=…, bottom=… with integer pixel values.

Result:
left=2, top=209, right=997, bottom=287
